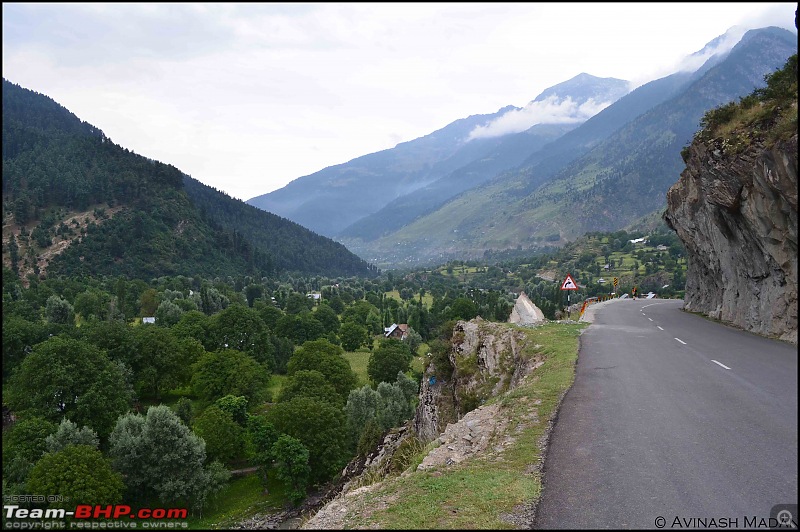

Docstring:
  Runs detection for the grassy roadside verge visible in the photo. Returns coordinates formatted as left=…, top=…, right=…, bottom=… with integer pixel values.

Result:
left=187, top=474, right=287, bottom=530
left=322, top=321, right=586, bottom=529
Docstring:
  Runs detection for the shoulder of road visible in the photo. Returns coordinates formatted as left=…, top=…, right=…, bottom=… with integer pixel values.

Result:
left=579, top=297, right=625, bottom=324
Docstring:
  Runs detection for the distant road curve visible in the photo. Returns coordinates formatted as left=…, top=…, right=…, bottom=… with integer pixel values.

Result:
left=535, top=298, right=798, bottom=529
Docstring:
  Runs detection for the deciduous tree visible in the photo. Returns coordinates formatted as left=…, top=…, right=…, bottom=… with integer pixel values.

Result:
left=174, top=397, right=194, bottom=426
left=139, top=288, right=159, bottom=317
left=192, top=406, right=245, bottom=465
left=45, top=418, right=99, bottom=453
left=345, top=385, right=378, bottom=448
left=278, top=370, right=342, bottom=406
left=284, top=292, right=312, bottom=314
left=27, top=445, right=124, bottom=510
left=155, top=299, right=184, bottom=326
left=191, top=349, right=271, bottom=405
left=73, top=288, right=112, bottom=321
left=109, top=405, right=229, bottom=510
left=265, top=397, right=348, bottom=485
left=367, top=339, right=411, bottom=385
left=2, top=417, right=57, bottom=487
left=376, top=381, right=413, bottom=431
left=128, top=326, right=202, bottom=399
left=210, top=304, right=266, bottom=352
left=274, top=313, right=325, bottom=345
left=5, top=337, right=133, bottom=439
left=45, top=294, right=74, bottom=324
left=214, top=395, right=248, bottom=426
left=339, top=321, right=368, bottom=352
left=449, top=297, right=478, bottom=321
left=402, top=326, right=423, bottom=355
left=287, top=339, right=356, bottom=403
left=246, top=414, right=280, bottom=487
left=271, top=435, right=310, bottom=505
left=313, top=304, right=340, bottom=335
left=2, top=316, right=50, bottom=382
left=171, top=310, right=213, bottom=349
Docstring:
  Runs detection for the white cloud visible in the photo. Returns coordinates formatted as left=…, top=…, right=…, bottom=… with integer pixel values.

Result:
left=468, top=96, right=615, bottom=140
left=675, top=25, right=749, bottom=73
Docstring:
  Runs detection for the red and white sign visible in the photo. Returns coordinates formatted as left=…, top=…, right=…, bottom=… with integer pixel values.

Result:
left=560, top=273, right=579, bottom=291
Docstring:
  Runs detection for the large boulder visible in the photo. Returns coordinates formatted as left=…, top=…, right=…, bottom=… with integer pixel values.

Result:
left=508, top=291, right=546, bottom=325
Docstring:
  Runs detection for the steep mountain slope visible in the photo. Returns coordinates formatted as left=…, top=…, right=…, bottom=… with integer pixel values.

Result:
left=337, top=28, right=748, bottom=264
left=337, top=122, right=577, bottom=241
left=246, top=106, right=518, bottom=237
left=338, top=73, right=629, bottom=241
left=248, top=74, right=629, bottom=238
left=353, top=26, right=797, bottom=267
left=1, top=79, right=376, bottom=281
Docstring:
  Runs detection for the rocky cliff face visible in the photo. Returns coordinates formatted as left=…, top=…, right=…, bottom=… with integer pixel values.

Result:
left=415, top=318, right=538, bottom=443
left=664, top=132, right=797, bottom=344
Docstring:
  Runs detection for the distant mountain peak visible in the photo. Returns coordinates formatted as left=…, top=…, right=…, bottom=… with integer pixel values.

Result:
left=468, top=73, right=630, bottom=140
left=531, top=72, right=630, bottom=104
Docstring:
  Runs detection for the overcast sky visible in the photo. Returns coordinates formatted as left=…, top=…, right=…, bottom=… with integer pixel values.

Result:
left=3, top=3, right=796, bottom=201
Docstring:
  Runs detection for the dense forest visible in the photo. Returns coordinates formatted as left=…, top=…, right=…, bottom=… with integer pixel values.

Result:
left=2, top=79, right=378, bottom=281
left=0, top=263, right=510, bottom=515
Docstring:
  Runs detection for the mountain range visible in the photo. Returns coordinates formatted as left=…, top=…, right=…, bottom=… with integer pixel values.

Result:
left=247, top=73, right=630, bottom=238
left=247, top=26, right=797, bottom=268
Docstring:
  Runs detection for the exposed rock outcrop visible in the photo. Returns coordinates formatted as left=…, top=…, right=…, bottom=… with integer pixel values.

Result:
left=416, top=403, right=513, bottom=470
left=302, top=318, right=543, bottom=529
left=664, top=133, right=797, bottom=344
left=415, top=318, right=537, bottom=443
left=508, top=291, right=546, bottom=325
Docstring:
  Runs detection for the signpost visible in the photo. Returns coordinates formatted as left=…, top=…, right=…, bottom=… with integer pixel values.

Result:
left=613, top=277, right=618, bottom=296
left=560, top=273, right=579, bottom=291
left=561, top=273, right=579, bottom=319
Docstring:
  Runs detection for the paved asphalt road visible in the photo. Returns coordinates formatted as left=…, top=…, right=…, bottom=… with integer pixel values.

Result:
left=534, top=298, right=798, bottom=529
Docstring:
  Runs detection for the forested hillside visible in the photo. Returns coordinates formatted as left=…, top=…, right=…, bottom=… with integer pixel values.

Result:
left=2, top=79, right=377, bottom=281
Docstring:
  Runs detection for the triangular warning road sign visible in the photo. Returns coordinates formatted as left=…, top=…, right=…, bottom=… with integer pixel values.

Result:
left=560, top=273, right=579, bottom=290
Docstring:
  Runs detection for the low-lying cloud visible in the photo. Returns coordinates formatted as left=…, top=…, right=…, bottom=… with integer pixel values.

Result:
left=467, top=96, right=613, bottom=140
left=673, top=25, right=749, bottom=74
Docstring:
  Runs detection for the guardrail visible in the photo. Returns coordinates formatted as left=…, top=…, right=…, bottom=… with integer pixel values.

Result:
left=579, top=294, right=620, bottom=318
